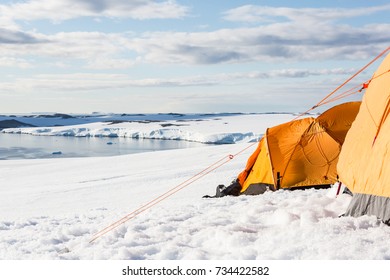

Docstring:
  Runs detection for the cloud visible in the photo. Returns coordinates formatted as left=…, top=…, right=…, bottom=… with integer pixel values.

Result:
left=0, top=28, right=46, bottom=44
left=129, top=22, right=390, bottom=65
left=1, top=3, right=389, bottom=70
left=85, top=58, right=136, bottom=70
left=178, top=45, right=244, bottom=64
left=222, top=4, right=390, bottom=23
left=0, top=31, right=131, bottom=67
left=0, top=68, right=360, bottom=93
left=0, top=0, right=189, bottom=23
left=0, top=57, right=33, bottom=68
left=108, top=4, right=388, bottom=65
left=2, top=22, right=389, bottom=70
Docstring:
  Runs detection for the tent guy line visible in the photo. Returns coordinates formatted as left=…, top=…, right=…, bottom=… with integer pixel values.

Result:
left=87, top=140, right=259, bottom=246
left=292, top=46, right=390, bottom=121
left=56, top=143, right=251, bottom=253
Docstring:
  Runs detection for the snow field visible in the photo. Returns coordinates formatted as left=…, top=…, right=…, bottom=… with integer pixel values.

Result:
left=1, top=114, right=390, bottom=260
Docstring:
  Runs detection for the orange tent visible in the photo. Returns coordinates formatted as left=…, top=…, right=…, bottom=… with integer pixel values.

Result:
left=237, top=102, right=361, bottom=195
left=337, top=53, right=390, bottom=224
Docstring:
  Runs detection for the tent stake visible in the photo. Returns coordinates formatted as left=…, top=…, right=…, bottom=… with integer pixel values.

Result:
left=336, top=181, right=342, bottom=196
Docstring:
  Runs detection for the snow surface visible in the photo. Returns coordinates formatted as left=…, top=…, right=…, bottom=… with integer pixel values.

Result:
left=1, top=113, right=390, bottom=260
left=1, top=113, right=294, bottom=144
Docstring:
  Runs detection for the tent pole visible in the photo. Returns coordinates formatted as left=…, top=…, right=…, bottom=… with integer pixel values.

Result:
left=276, top=172, right=281, bottom=190
left=336, top=181, right=342, bottom=196
left=265, top=128, right=278, bottom=191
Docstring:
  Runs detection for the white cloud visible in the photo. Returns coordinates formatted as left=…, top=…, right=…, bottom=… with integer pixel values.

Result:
left=85, top=58, right=136, bottom=70
left=222, top=4, right=390, bottom=23
left=0, top=0, right=189, bottom=23
left=6, top=22, right=388, bottom=66
left=1, top=3, right=389, bottom=71
left=0, top=28, right=45, bottom=44
left=0, top=57, right=33, bottom=69
left=2, top=21, right=389, bottom=71
left=0, top=68, right=360, bottom=93
left=128, top=22, right=390, bottom=65
left=0, top=31, right=130, bottom=65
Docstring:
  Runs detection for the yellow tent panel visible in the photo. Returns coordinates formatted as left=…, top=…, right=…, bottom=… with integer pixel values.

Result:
left=267, top=117, right=316, bottom=188
left=337, top=52, right=390, bottom=223
left=240, top=137, right=273, bottom=193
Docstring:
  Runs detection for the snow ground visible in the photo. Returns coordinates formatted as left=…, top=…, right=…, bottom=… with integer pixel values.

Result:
left=1, top=113, right=293, bottom=144
left=1, top=113, right=390, bottom=260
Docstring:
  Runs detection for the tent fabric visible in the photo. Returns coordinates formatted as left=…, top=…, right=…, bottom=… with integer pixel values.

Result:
left=238, top=101, right=361, bottom=194
left=337, top=53, right=390, bottom=222
left=343, top=194, right=390, bottom=225
left=316, top=101, right=362, bottom=145
left=238, top=137, right=274, bottom=192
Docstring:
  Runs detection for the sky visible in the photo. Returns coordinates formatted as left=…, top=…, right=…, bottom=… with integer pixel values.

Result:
left=0, top=0, right=389, bottom=114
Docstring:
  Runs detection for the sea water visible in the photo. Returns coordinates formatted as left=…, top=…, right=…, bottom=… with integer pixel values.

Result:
left=0, top=133, right=209, bottom=160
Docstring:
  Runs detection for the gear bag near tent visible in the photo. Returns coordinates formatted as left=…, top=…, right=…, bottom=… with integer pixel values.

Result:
left=337, top=52, right=390, bottom=225
left=205, top=101, right=361, bottom=198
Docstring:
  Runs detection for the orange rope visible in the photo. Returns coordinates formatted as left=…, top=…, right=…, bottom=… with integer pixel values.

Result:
left=367, top=68, right=390, bottom=84
left=320, top=88, right=361, bottom=106
left=89, top=155, right=230, bottom=243
left=89, top=141, right=258, bottom=243
left=316, top=46, right=390, bottom=108
left=292, top=46, right=390, bottom=121
left=323, top=67, right=390, bottom=105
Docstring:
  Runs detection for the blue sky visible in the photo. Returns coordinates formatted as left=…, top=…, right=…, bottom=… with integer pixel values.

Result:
left=1, top=0, right=389, bottom=114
